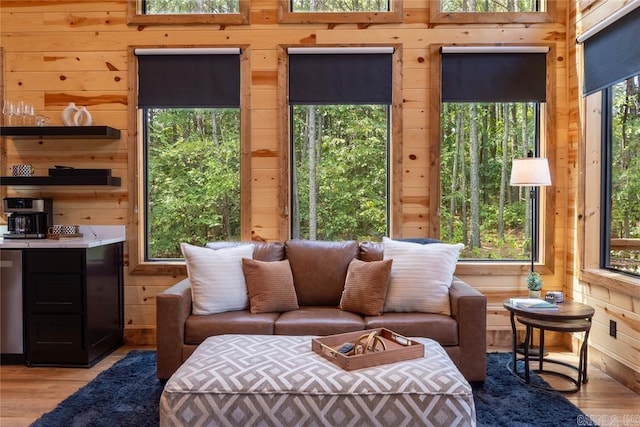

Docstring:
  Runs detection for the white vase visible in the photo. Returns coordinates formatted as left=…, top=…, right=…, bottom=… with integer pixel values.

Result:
left=61, top=102, right=79, bottom=126
left=73, top=106, right=93, bottom=126
left=528, top=290, right=541, bottom=298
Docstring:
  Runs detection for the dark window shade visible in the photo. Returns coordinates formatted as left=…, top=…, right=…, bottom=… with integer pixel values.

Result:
left=137, top=54, right=240, bottom=108
left=584, top=7, right=640, bottom=95
left=442, top=53, right=547, bottom=102
left=289, top=53, right=392, bottom=104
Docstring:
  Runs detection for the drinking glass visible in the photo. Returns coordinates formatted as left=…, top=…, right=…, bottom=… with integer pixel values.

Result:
left=2, top=100, right=15, bottom=125
left=23, top=103, right=35, bottom=126
left=15, top=100, right=25, bottom=126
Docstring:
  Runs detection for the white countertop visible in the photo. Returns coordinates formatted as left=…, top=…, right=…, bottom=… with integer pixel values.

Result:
left=0, top=225, right=125, bottom=249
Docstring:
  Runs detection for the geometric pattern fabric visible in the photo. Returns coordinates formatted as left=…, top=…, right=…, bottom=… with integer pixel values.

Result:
left=161, top=335, right=476, bottom=426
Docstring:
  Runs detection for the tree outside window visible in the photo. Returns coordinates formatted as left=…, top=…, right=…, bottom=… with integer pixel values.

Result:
left=440, top=102, right=539, bottom=260
left=145, top=108, right=241, bottom=259
left=143, top=0, right=240, bottom=14
left=290, top=0, right=389, bottom=12
left=440, top=0, right=543, bottom=13
left=291, top=105, right=388, bottom=241
left=605, top=74, right=640, bottom=275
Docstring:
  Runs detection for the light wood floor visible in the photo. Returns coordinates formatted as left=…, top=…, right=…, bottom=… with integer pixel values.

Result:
left=1, top=346, right=638, bottom=427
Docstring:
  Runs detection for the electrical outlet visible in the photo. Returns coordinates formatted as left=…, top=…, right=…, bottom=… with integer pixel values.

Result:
left=609, top=320, right=617, bottom=338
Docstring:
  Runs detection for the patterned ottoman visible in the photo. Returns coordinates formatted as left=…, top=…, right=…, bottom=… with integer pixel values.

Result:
left=160, top=335, right=476, bottom=427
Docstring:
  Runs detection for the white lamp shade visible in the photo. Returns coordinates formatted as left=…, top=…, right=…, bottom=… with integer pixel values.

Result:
left=510, top=158, right=552, bottom=186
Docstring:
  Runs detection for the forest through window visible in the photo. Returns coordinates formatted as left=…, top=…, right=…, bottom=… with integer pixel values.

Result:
left=440, top=0, right=543, bottom=12
left=440, top=102, right=540, bottom=260
left=290, top=0, right=390, bottom=12
left=291, top=105, right=388, bottom=241
left=142, top=0, right=240, bottom=14
left=145, top=108, right=241, bottom=260
left=605, top=74, right=640, bottom=276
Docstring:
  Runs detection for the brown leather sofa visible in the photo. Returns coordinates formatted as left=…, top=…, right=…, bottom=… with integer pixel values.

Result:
left=156, top=239, right=487, bottom=382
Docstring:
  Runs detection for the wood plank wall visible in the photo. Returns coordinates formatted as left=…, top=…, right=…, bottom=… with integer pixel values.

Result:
left=3, top=1, right=636, bottom=390
left=571, top=0, right=640, bottom=393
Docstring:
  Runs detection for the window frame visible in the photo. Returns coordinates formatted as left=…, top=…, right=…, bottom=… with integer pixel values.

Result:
left=278, top=0, right=403, bottom=24
left=581, top=90, right=640, bottom=294
left=429, top=0, right=556, bottom=25
left=127, top=46, right=252, bottom=275
left=277, top=45, right=403, bottom=242
left=429, top=44, right=556, bottom=276
left=127, top=0, right=250, bottom=26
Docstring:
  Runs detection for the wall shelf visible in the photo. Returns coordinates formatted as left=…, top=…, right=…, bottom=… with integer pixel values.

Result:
left=1, top=126, right=121, bottom=139
left=0, top=176, right=121, bottom=186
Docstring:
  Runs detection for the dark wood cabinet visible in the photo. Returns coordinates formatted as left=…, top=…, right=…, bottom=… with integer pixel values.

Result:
left=23, top=243, right=124, bottom=367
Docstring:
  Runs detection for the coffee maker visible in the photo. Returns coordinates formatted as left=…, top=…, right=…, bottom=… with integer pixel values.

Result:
left=3, top=198, right=53, bottom=239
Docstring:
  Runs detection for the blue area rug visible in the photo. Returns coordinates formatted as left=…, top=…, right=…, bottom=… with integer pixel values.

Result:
left=31, top=351, right=594, bottom=427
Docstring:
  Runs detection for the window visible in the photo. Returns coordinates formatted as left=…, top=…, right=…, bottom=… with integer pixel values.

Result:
left=290, top=0, right=390, bottom=12
left=286, top=47, right=397, bottom=241
left=143, top=0, right=240, bottom=14
left=130, top=48, right=249, bottom=270
left=437, top=46, right=552, bottom=264
left=430, top=0, right=555, bottom=24
left=278, top=0, right=402, bottom=24
left=582, top=6, right=640, bottom=278
left=127, top=0, right=249, bottom=25
left=602, top=75, right=640, bottom=275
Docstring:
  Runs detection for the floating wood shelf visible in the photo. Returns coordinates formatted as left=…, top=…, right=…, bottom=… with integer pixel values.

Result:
left=0, top=176, right=122, bottom=186
left=1, top=126, right=121, bottom=139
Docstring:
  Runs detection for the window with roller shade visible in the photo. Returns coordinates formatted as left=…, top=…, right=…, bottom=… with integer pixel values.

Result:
left=135, top=49, right=243, bottom=261
left=288, top=48, right=393, bottom=240
left=439, top=47, right=550, bottom=262
left=582, top=7, right=640, bottom=277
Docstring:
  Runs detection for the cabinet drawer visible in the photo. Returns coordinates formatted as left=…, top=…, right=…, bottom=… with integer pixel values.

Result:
left=26, top=314, right=84, bottom=365
left=25, top=250, right=84, bottom=274
left=26, top=274, right=83, bottom=313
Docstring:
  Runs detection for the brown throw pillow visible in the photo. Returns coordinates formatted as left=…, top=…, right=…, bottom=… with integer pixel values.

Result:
left=339, top=258, right=393, bottom=316
left=241, top=258, right=299, bottom=314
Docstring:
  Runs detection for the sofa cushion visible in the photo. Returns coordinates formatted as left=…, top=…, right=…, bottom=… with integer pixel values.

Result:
left=340, top=258, right=392, bottom=316
left=285, top=240, right=360, bottom=306
left=364, top=313, right=458, bottom=346
left=181, top=243, right=254, bottom=315
left=206, top=241, right=285, bottom=261
left=184, top=311, right=280, bottom=345
left=359, top=241, right=384, bottom=262
left=242, top=258, right=299, bottom=314
left=382, top=237, right=463, bottom=315
left=274, top=307, right=365, bottom=336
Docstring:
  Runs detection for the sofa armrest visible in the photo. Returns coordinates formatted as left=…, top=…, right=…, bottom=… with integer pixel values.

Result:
left=156, top=278, right=192, bottom=380
left=449, top=277, right=487, bottom=382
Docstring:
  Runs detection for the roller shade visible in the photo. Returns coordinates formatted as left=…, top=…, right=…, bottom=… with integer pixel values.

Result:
left=136, top=51, right=240, bottom=108
left=583, top=7, right=640, bottom=95
left=289, top=50, right=392, bottom=104
left=442, top=51, right=547, bottom=102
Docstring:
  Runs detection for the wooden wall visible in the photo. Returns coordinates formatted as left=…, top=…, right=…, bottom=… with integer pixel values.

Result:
left=571, top=0, right=640, bottom=393
left=3, top=0, right=636, bottom=390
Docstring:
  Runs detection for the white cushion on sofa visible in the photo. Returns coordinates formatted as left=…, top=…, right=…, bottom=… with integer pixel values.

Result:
left=181, top=243, right=254, bottom=315
left=382, top=237, right=463, bottom=315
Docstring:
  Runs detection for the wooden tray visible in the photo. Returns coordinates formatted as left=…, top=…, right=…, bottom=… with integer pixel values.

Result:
left=312, top=328, right=424, bottom=371
left=47, top=233, right=84, bottom=239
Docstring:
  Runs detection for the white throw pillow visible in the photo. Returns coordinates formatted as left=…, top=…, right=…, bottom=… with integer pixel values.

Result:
left=382, top=237, right=464, bottom=315
left=181, top=243, right=254, bottom=315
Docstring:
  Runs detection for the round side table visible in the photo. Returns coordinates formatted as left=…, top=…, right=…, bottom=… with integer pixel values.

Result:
left=503, top=299, right=595, bottom=393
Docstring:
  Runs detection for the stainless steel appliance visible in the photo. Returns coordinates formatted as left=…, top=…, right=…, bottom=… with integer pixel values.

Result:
left=3, top=198, right=53, bottom=239
left=1, top=250, right=24, bottom=364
